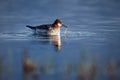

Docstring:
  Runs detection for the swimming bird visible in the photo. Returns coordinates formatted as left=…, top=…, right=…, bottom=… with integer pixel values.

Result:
left=26, top=19, right=68, bottom=35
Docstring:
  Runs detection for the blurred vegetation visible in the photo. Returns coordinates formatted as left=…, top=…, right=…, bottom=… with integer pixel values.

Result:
left=0, top=48, right=119, bottom=80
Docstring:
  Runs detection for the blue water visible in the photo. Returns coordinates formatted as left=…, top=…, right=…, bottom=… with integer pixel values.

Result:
left=0, top=0, right=120, bottom=80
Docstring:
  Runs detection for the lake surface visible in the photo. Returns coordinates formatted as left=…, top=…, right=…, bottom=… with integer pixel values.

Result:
left=0, top=0, right=120, bottom=80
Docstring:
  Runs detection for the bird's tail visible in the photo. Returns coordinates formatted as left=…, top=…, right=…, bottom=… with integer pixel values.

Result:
left=26, top=25, right=36, bottom=30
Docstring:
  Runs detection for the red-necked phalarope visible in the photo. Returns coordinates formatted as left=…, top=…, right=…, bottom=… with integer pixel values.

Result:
left=26, top=19, right=68, bottom=35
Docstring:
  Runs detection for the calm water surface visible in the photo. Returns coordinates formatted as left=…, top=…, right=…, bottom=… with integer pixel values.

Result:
left=0, top=0, right=120, bottom=80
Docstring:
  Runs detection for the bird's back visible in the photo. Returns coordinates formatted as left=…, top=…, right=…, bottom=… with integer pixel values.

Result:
left=36, top=24, right=53, bottom=30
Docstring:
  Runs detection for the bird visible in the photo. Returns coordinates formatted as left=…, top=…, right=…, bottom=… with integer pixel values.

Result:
left=26, top=19, right=68, bottom=35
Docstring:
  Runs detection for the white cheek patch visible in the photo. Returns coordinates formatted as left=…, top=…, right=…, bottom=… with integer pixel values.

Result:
left=58, top=23, right=62, bottom=26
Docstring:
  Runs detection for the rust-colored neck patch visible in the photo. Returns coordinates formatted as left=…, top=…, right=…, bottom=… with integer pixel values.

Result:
left=54, top=24, right=60, bottom=29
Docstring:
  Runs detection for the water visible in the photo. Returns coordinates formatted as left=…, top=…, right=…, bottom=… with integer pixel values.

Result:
left=0, top=0, right=120, bottom=80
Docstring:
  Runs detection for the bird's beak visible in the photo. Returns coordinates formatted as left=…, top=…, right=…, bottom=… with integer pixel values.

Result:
left=62, top=24, right=68, bottom=28
left=62, top=24, right=68, bottom=34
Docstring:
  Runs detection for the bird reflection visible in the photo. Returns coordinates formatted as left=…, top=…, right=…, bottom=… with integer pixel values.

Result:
left=32, top=33, right=62, bottom=51
left=49, top=35, right=61, bottom=51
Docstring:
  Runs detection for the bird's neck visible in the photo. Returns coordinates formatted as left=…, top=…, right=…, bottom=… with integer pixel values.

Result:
left=54, top=24, right=60, bottom=30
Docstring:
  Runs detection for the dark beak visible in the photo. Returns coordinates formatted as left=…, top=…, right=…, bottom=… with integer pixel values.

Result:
left=62, top=24, right=68, bottom=28
left=62, top=24, right=68, bottom=34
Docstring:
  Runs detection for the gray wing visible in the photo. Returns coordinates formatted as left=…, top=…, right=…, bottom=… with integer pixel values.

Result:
left=36, top=24, right=52, bottom=30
